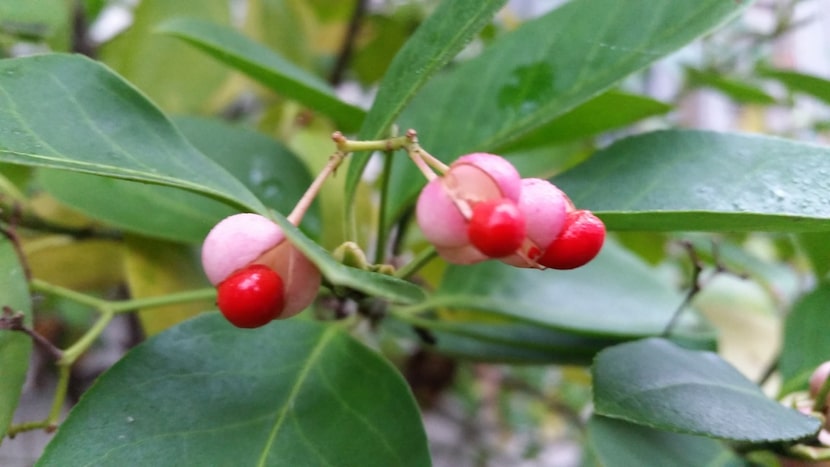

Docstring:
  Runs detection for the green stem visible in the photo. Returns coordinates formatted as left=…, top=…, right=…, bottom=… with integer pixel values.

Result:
left=30, top=278, right=108, bottom=309
left=108, top=288, right=216, bottom=314
left=373, top=150, right=394, bottom=265
left=6, top=419, right=51, bottom=437
left=394, top=247, right=438, bottom=280
left=335, top=135, right=410, bottom=153
left=60, top=311, right=114, bottom=364
left=46, top=365, right=71, bottom=430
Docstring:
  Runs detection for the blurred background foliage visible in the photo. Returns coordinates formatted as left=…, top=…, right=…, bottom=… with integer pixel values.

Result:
left=2, top=0, right=830, bottom=465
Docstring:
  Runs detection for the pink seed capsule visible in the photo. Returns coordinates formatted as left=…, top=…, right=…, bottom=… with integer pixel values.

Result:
left=501, top=179, right=568, bottom=268
left=416, top=153, right=523, bottom=264
left=451, top=153, right=522, bottom=202
left=201, top=213, right=285, bottom=285
left=201, top=213, right=321, bottom=319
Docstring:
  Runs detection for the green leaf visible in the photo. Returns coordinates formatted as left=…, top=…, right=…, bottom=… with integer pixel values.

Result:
left=686, top=67, right=776, bottom=105
left=387, top=317, right=598, bottom=364
left=759, top=67, right=830, bottom=106
left=271, top=215, right=426, bottom=305
left=389, top=309, right=624, bottom=365
left=174, top=116, right=320, bottom=238
left=157, top=18, right=365, bottom=131
left=779, top=284, right=830, bottom=395
left=555, top=130, right=830, bottom=232
left=587, top=416, right=745, bottom=467
left=383, top=0, right=750, bottom=224
left=38, top=315, right=430, bottom=466
left=496, top=91, right=672, bottom=152
left=0, top=54, right=265, bottom=214
left=593, top=338, right=821, bottom=442
left=344, top=0, right=508, bottom=204
left=38, top=170, right=236, bottom=244
left=39, top=117, right=318, bottom=244
left=404, top=240, right=715, bottom=340
left=0, top=236, right=32, bottom=442
left=98, top=0, right=231, bottom=113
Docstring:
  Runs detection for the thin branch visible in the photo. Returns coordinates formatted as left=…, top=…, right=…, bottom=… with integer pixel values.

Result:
left=662, top=239, right=748, bottom=337
left=661, top=242, right=703, bottom=337
left=71, top=0, right=96, bottom=58
left=328, top=0, right=368, bottom=86
left=1, top=306, right=63, bottom=360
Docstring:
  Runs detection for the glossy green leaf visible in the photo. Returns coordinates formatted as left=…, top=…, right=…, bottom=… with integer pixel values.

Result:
left=404, top=241, right=714, bottom=340
left=389, top=309, right=625, bottom=365
left=38, top=315, right=430, bottom=466
left=39, top=116, right=318, bottom=244
left=496, top=91, right=672, bottom=152
left=555, top=130, right=830, bottom=232
left=174, top=116, right=320, bottom=238
left=0, top=54, right=265, bottom=214
left=593, top=338, right=821, bottom=442
left=157, top=18, right=365, bottom=131
left=759, top=67, right=830, bottom=105
left=99, top=0, right=231, bottom=113
left=779, top=284, right=830, bottom=395
left=587, top=416, right=745, bottom=467
left=38, top=170, right=236, bottom=243
left=0, top=236, right=32, bottom=442
left=383, top=0, right=750, bottom=224
left=271, top=215, right=425, bottom=305
left=388, top=319, right=594, bottom=364
left=345, top=0, right=507, bottom=203
left=686, top=67, right=776, bottom=105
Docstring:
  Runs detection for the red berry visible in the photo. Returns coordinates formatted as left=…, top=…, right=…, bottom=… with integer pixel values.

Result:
left=538, top=210, right=605, bottom=270
left=467, top=199, right=526, bottom=258
left=216, top=264, right=285, bottom=328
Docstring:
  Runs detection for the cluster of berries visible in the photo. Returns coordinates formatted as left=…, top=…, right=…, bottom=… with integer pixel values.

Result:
left=201, top=142, right=605, bottom=329
left=201, top=213, right=320, bottom=328
left=415, top=153, right=605, bottom=269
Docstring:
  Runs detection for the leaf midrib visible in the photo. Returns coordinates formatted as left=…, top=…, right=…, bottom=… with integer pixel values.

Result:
left=256, top=326, right=337, bottom=467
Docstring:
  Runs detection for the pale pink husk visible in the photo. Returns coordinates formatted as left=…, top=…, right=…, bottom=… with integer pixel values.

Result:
left=255, top=243, right=322, bottom=318
left=416, top=159, right=517, bottom=246
left=416, top=178, right=469, bottom=248
left=435, top=244, right=488, bottom=265
left=452, top=153, right=521, bottom=202
left=201, top=213, right=285, bottom=285
left=810, top=361, right=830, bottom=412
left=499, top=179, right=567, bottom=268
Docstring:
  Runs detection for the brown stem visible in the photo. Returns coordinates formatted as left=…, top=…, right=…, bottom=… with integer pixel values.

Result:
left=1, top=306, right=63, bottom=360
left=662, top=239, right=747, bottom=337
left=328, top=0, right=368, bottom=86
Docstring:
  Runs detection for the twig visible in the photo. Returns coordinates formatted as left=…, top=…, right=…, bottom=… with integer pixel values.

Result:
left=71, top=0, right=96, bottom=58
left=328, top=0, right=368, bottom=86
left=662, top=240, right=748, bottom=337
left=1, top=306, right=63, bottom=360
